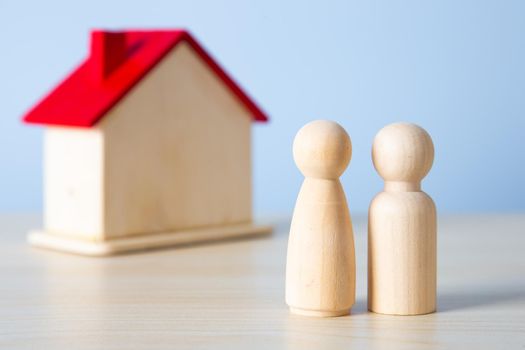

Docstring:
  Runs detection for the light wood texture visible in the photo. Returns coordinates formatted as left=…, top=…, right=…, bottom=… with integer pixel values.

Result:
left=28, top=223, right=272, bottom=256
left=44, top=127, right=104, bottom=240
left=99, top=42, right=253, bottom=238
left=40, top=41, right=256, bottom=251
left=286, top=121, right=356, bottom=317
left=368, top=122, right=436, bottom=315
left=2, top=213, right=525, bottom=349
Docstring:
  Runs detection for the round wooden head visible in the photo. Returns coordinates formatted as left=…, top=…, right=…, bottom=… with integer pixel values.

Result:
left=372, top=122, right=434, bottom=183
left=293, top=120, right=352, bottom=179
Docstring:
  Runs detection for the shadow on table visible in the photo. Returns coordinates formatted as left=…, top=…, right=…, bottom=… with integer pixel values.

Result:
left=438, top=286, right=525, bottom=312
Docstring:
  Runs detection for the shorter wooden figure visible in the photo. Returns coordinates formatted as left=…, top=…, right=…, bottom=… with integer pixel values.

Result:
left=368, top=122, right=436, bottom=315
left=286, top=120, right=356, bottom=317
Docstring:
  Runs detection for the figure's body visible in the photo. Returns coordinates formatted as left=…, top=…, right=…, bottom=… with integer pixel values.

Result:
left=286, top=120, right=356, bottom=317
left=368, top=122, right=436, bottom=315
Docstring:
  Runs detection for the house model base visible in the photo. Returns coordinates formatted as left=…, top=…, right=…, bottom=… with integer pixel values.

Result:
left=28, top=223, right=272, bottom=256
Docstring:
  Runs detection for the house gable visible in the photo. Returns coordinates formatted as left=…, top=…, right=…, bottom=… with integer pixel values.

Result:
left=98, top=41, right=253, bottom=237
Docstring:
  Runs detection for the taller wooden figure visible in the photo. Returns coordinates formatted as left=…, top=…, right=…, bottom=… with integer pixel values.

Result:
left=286, top=120, right=356, bottom=317
left=368, top=122, right=436, bottom=315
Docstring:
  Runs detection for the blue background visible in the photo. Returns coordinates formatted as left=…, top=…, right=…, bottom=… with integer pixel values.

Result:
left=1, top=0, right=524, bottom=215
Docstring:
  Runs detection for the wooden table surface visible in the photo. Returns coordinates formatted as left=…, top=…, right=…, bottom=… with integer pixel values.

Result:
left=1, top=213, right=524, bottom=349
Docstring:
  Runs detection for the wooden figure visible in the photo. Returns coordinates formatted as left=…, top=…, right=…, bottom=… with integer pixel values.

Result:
left=286, top=120, right=356, bottom=317
left=22, top=30, right=271, bottom=256
left=368, top=122, right=436, bottom=315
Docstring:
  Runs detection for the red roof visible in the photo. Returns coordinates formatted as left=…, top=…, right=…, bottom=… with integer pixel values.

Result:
left=23, top=29, right=268, bottom=127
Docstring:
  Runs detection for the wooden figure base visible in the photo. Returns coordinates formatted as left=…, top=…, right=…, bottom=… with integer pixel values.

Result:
left=28, top=223, right=272, bottom=256
left=289, top=307, right=350, bottom=318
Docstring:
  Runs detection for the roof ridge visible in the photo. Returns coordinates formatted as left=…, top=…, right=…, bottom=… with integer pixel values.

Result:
left=22, top=29, right=268, bottom=127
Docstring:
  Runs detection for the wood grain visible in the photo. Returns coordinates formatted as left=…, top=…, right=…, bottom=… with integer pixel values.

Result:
left=1, top=213, right=525, bottom=349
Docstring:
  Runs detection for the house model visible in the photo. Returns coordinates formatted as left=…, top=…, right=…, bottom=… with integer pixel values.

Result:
left=22, top=29, right=271, bottom=256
